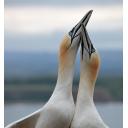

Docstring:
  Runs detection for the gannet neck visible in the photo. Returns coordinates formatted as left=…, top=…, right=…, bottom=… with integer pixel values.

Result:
left=78, top=51, right=100, bottom=102
left=53, top=35, right=79, bottom=95
left=70, top=51, right=108, bottom=128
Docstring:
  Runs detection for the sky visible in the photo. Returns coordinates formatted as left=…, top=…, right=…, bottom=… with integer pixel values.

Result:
left=4, top=0, right=122, bottom=6
left=5, top=0, right=122, bottom=52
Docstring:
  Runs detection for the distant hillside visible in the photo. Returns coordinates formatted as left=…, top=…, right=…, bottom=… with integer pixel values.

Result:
left=4, top=50, right=123, bottom=102
left=5, top=50, right=122, bottom=81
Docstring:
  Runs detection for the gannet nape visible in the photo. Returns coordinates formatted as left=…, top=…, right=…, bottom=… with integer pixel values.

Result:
left=5, top=10, right=93, bottom=128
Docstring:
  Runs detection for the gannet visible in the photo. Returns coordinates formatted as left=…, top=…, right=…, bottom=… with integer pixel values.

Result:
left=5, top=10, right=93, bottom=128
left=70, top=21, right=109, bottom=128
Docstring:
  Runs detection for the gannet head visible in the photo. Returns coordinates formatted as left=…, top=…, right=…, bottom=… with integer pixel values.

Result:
left=69, top=10, right=93, bottom=44
left=80, top=26, right=100, bottom=89
left=59, top=34, right=79, bottom=69
left=59, top=10, right=93, bottom=69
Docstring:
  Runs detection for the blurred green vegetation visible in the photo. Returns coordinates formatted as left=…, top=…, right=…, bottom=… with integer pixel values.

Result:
left=5, top=75, right=122, bottom=103
left=96, top=76, right=123, bottom=101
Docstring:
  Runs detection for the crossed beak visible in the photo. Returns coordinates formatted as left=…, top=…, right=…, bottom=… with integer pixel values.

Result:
left=80, top=24, right=95, bottom=58
left=69, top=10, right=93, bottom=43
left=69, top=10, right=95, bottom=58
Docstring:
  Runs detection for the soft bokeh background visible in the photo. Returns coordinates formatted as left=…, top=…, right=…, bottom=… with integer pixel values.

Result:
left=4, top=0, right=123, bottom=127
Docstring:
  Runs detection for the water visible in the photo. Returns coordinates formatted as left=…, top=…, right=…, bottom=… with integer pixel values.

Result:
left=5, top=102, right=122, bottom=128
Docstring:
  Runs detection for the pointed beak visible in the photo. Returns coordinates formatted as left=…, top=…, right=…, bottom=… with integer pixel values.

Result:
left=81, top=24, right=95, bottom=58
left=69, top=10, right=93, bottom=44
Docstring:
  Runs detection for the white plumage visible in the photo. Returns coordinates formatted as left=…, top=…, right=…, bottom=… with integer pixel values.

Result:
left=5, top=34, right=81, bottom=128
left=70, top=25, right=109, bottom=128
left=5, top=10, right=109, bottom=128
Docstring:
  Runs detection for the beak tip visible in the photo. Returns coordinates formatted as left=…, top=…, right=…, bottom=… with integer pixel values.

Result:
left=69, top=9, right=93, bottom=44
left=90, top=10, right=93, bottom=12
left=88, top=10, right=93, bottom=17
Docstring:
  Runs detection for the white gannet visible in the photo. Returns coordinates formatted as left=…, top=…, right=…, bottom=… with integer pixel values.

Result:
left=5, top=10, right=93, bottom=128
left=70, top=22, right=109, bottom=128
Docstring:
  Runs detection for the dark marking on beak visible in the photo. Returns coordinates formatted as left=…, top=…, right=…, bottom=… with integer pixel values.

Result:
left=80, top=24, right=95, bottom=59
left=69, top=10, right=93, bottom=46
left=80, top=33, right=84, bottom=60
left=84, top=28, right=95, bottom=57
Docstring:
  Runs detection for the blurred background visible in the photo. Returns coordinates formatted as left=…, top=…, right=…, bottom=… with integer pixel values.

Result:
left=4, top=0, right=122, bottom=127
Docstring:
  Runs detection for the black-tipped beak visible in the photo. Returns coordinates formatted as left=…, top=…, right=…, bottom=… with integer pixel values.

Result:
left=69, top=10, right=93, bottom=44
left=80, top=24, right=95, bottom=58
